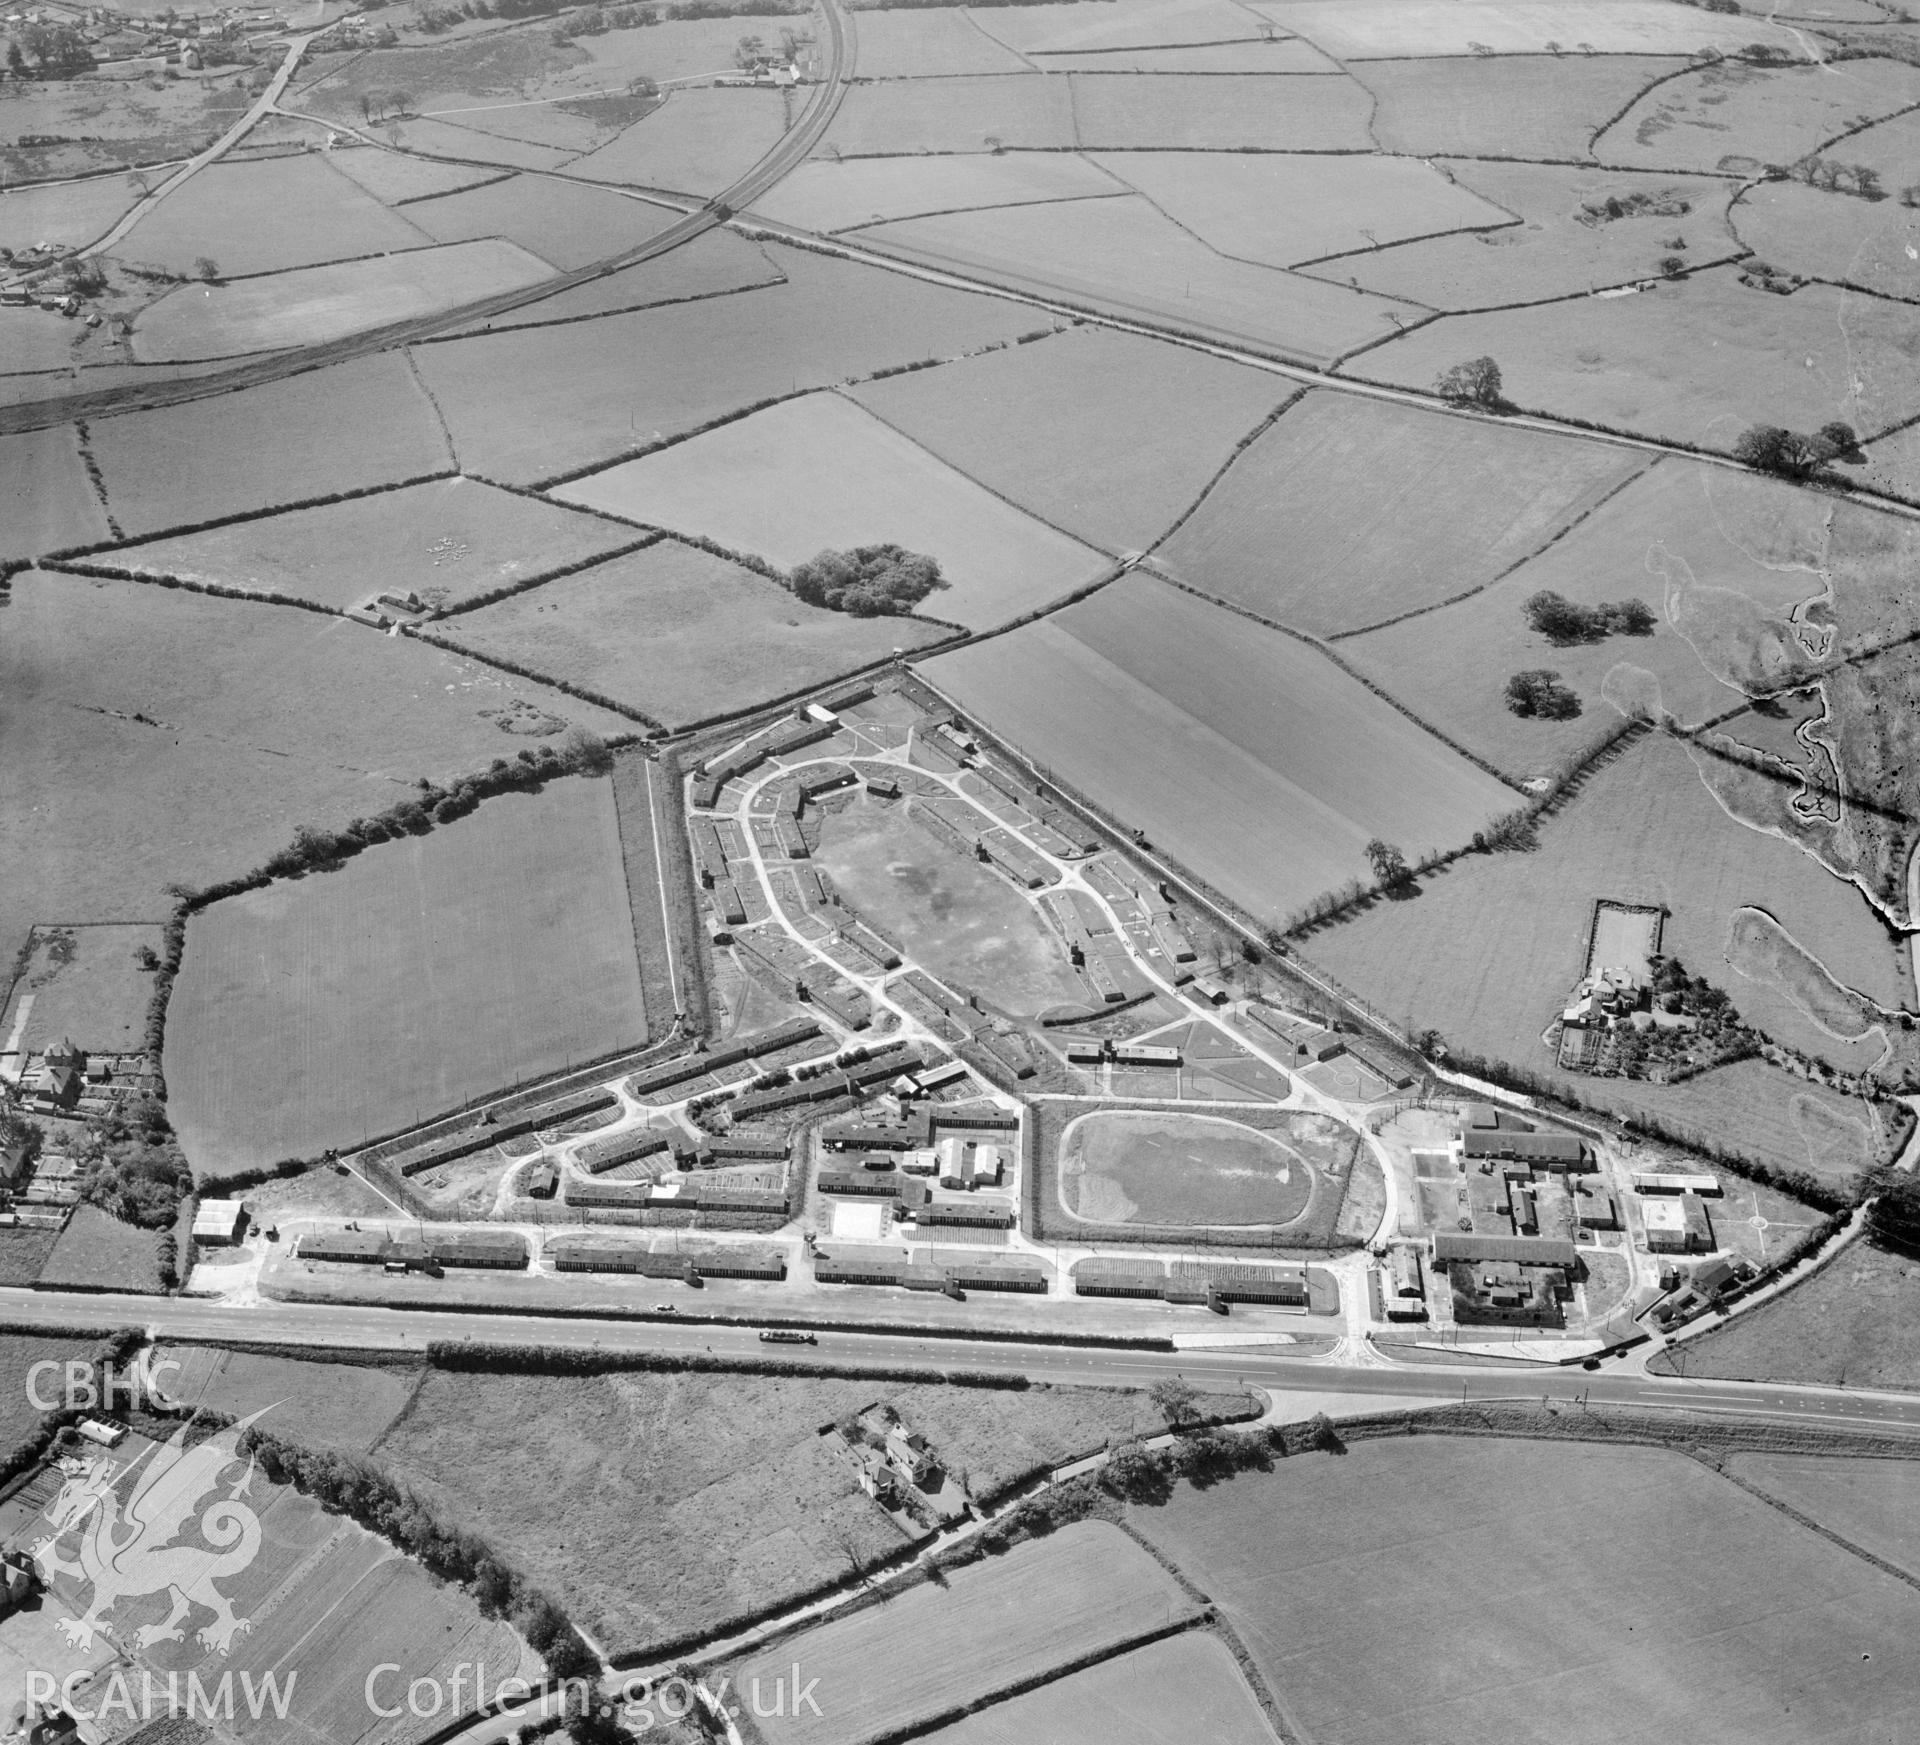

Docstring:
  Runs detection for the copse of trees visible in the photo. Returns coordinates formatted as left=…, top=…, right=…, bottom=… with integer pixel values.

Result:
left=1523, top=589, right=1656, bottom=644
left=788, top=544, right=948, bottom=616
left=76, top=1097, right=191, bottom=1229
left=1731, top=420, right=1857, bottom=479
left=1505, top=668, right=1581, bottom=719
left=1434, top=355, right=1504, bottom=409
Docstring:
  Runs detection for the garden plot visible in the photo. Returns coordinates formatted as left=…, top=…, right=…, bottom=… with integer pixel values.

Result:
left=165, top=777, right=647, bottom=1178
left=1132, top=1438, right=1920, bottom=1745
left=821, top=73, right=1077, bottom=154
left=1069, top=69, right=1374, bottom=148
left=1347, top=270, right=1920, bottom=452
left=108, top=153, right=430, bottom=278
left=552, top=391, right=1108, bottom=629
left=975, top=0, right=1290, bottom=54
left=1357, top=54, right=1692, bottom=160
left=1256, top=0, right=1805, bottom=58
left=0, top=174, right=143, bottom=254
left=1733, top=179, right=1920, bottom=303
left=131, top=239, right=555, bottom=361
left=103, top=476, right=637, bottom=613
left=861, top=197, right=1422, bottom=364
left=411, top=243, right=1041, bottom=483
left=1317, top=160, right=1739, bottom=308
left=1093, top=151, right=1508, bottom=268
left=397, top=173, right=678, bottom=269
left=751, top=152, right=1125, bottom=234
left=568, top=87, right=789, bottom=193
left=0, top=425, right=110, bottom=562
left=850, top=323, right=1290, bottom=552
left=36, top=1207, right=164, bottom=1294
left=1595, top=57, right=1920, bottom=176
left=325, top=145, right=508, bottom=204
left=733, top=1522, right=1201, bottom=1745
left=1157, top=390, right=1643, bottom=636
left=1038, top=39, right=1339, bottom=69
left=925, top=573, right=1515, bottom=924
left=853, top=8, right=1034, bottom=75
left=436, top=539, right=950, bottom=727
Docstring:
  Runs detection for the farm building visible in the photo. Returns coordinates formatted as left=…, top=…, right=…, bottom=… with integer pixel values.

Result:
left=190, top=1200, right=247, bottom=1246
left=1641, top=1193, right=1714, bottom=1254
left=1461, top=1129, right=1587, bottom=1168
left=1632, top=1170, right=1721, bottom=1196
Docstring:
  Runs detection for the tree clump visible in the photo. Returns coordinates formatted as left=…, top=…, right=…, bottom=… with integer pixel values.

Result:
left=1434, top=355, right=1504, bottom=409
left=1523, top=589, right=1656, bottom=644
left=1731, top=421, right=1857, bottom=479
left=788, top=544, right=948, bottom=617
left=1505, top=668, right=1582, bottom=719
left=76, top=1097, right=190, bottom=1228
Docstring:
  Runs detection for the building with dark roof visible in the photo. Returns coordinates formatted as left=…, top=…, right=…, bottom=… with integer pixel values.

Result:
left=1461, top=1129, right=1587, bottom=1168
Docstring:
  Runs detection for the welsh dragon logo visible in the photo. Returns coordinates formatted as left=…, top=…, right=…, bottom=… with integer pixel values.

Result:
left=28, top=1407, right=273, bottom=1655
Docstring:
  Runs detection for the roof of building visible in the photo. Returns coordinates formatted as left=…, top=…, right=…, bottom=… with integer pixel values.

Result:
left=190, top=1200, right=246, bottom=1239
left=1431, top=1232, right=1579, bottom=1266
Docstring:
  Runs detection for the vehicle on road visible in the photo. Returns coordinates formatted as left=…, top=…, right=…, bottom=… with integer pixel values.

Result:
left=759, top=1328, right=817, bottom=1344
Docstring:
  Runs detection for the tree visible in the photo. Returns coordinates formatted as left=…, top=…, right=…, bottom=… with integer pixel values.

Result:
left=193, top=255, right=220, bottom=282
left=788, top=544, right=947, bottom=616
left=1148, top=1376, right=1199, bottom=1426
left=6, top=41, right=26, bottom=77
left=1732, top=422, right=1819, bottom=478
left=1504, top=668, right=1582, bottom=720
left=1524, top=588, right=1597, bottom=643
left=1434, top=354, right=1503, bottom=409
left=1815, top=419, right=1858, bottom=459
left=734, top=30, right=764, bottom=67
left=1101, top=1439, right=1169, bottom=1503
left=1365, top=838, right=1412, bottom=889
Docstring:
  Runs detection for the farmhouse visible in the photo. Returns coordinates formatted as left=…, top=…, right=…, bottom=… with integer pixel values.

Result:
left=1640, top=1193, right=1714, bottom=1254
left=190, top=1199, right=247, bottom=1245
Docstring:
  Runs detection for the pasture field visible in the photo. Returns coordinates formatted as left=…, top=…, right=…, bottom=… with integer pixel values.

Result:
left=104, top=476, right=637, bottom=613
left=1258, top=0, right=1804, bottom=57
left=1730, top=1456, right=1920, bottom=1581
left=0, top=308, right=86, bottom=376
left=552, top=391, right=1109, bottom=630
left=436, top=538, right=948, bottom=726
left=0, top=924, right=162, bottom=1056
left=568, top=15, right=795, bottom=84
left=1129, top=1437, right=1920, bottom=1745
left=371, top=1365, right=1172, bottom=1653
left=821, top=73, right=1077, bottom=154
left=0, top=1334, right=100, bottom=1446
left=922, top=1632, right=1277, bottom=1745
left=0, top=175, right=143, bottom=254
left=0, top=426, right=111, bottom=563
left=155, top=1345, right=422, bottom=1451
left=1734, top=178, right=1920, bottom=304
left=86, top=351, right=451, bottom=534
left=1595, top=58, right=1920, bottom=175
left=432, top=99, right=607, bottom=153
left=1091, top=151, right=1507, bottom=268
left=1321, top=160, right=1742, bottom=308
left=852, top=8, right=1033, bottom=75
left=0, top=72, right=251, bottom=183
left=165, top=776, right=647, bottom=1177
left=410, top=242, right=1041, bottom=483
left=109, top=154, right=430, bottom=278
left=1843, top=104, right=1920, bottom=187
left=1157, top=391, right=1644, bottom=637
left=398, top=174, right=678, bottom=269
left=862, top=198, right=1423, bottom=365
left=389, top=115, right=580, bottom=170
left=36, top=1206, right=164, bottom=1294
left=1347, top=271, right=1920, bottom=453
left=751, top=152, right=1125, bottom=234
left=732, top=1522, right=1201, bottom=1745
left=850, top=324, right=1288, bottom=553
left=1306, top=734, right=1911, bottom=1083
left=131, top=239, right=555, bottom=361
left=1726, top=906, right=1889, bottom=1066
left=974, top=0, right=1288, bottom=53
left=1653, top=1241, right=1920, bottom=1390
left=242, top=1165, right=395, bottom=1226
left=325, top=146, right=508, bottom=204
left=1356, top=54, right=1691, bottom=159
left=0, top=570, right=623, bottom=978
left=1334, top=455, right=1822, bottom=780
left=568, top=88, right=789, bottom=193
left=814, top=796, right=1087, bottom=1016
left=1059, top=1108, right=1323, bottom=1226
left=924, top=573, right=1516, bottom=924
left=1036, top=40, right=1339, bottom=69
left=1068, top=70, right=1375, bottom=149
left=437, top=226, right=785, bottom=335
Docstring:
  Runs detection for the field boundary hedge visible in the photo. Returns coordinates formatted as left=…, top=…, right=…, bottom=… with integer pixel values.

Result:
left=413, top=259, right=791, bottom=344
left=424, top=1338, right=1032, bottom=1386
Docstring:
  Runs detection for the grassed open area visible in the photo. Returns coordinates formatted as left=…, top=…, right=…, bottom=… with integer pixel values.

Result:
left=1058, top=1107, right=1320, bottom=1226
left=0, top=923, right=162, bottom=1057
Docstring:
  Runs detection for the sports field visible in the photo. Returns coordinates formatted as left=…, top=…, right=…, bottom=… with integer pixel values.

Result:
left=1157, top=391, right=1643, bottom=636
left=398, top=174, right=678, bottom=269
left=851, top=325, right=1289, bottom=553
left=814, top=797, right=1087, bottom=1017
left=862, top=197, right=1423, bottom=365
left=164, top=775, right=647, bottom=1177
left=1265, top=0, right=1803, bottom=57
left=1130, top=1436, right=1920, bottom=1744
left=132, top=239, right=555, bottom=361
left=552, top=391, right=1109, bottom=630
left=1059, top=1108, right=1318, bottom=1225
left=733, top=1521, right=1202, bottom=1745
left=1, top=425, right=111, bottom=562
left=751, top=153, right=1125, bottom=235
left=925, top=572, right=1515, bottom=924
left=568, top=87, right=789, bottom=192
left=821, top=74, right=1078, bottom=155
left=1734, top=178, right=1920, bottom=304
left=437, top=538, right=950, bottom=727
left=106, top=476, right=637, bottom=613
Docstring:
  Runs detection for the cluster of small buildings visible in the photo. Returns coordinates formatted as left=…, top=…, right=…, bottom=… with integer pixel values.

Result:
left=689, top=692, right=872, bottom=810
left=1432, top=1231, right=1579, bottom=1327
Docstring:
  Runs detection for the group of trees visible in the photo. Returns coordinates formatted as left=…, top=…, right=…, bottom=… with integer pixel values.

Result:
left=1732, top=420, right=1858, bottom=479
left=1434, top=355, right=1504, bottom=410
left=1791, top=156, right=1887, bottom=201
left=1505, top=669, right=1582, bottom=719
left=5, top=24, right=94, bottom=79
left=787, top=545, right=948, bottom=616
left=358, top=88, right=416, bottom=122
left=1523, top=589, right=1656, bottom=644
left=75, top=1095, right=191, bottom=1229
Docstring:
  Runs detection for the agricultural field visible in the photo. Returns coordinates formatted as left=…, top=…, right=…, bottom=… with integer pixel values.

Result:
left=849, top=7, right=1033, bottom=76
left=164, top=775, right=648, bottom=1177
left=1156, top=390, right=1645, bottom=636
left=103, top=476, right=639, bottom=614
left=84, top=351, right=452, bottom=534
left=861, top=196, right=1423, bottom=364
left=1071, top=69, right=1375, bottom=147
left=567, top=87, right=791, bottom=193
left=850, top=324, right=1289, bottom=553
left=751, top=152, right=1125, bottom=235
left=436, top=537, right=946, bottom=728
left=1305, top=733, right=1911, bottom=1090
left=731, top=1521, right=1202, bottom=1745
left=154, top=1345, right=422, bottom=1452
left=1841, top=103, right=1920, bottom=188
left=1129, top=1436, right=1920, bottom=1745
left=1733, top=178, right=1920, bottom=303
left=389, top=114, right=580, bottom=169
left=925, top=572, right=1515, bottom=925
left=1265, top=0, right=1804, bottom=58
left=1725, top=906, right=1896, bottom=1072
left=132, top=238, right=556, bottom=361
left=1058, top=1107, right=1336, bottom=1226
left=0, top=175, right=144, bottom=254
left=387, top=175, right=678, bottom=271
left=409, top=242, right=1042, bottom=483
left=0, top=1333, right=106, bottom=1446
left=0, top=924, right=162, bottom=1057
left=35, top=1205, right=165, bottom=1294
left=813, top=795, right=1087, bottom=1016
left=325, top=146, right=508, bottom=205
left=1730, top=1455, right=1920, bottom=1582
left=0, top=426, right=111, bottom=564
left=0, top=72, right=258, bottom=183
left=552, top=391, right=1109, bottom=630
left=0, top=306, right=91, bottom=376
left=921, top=1632, right=1278, bottom=1745
left=1653, top=1241, right=1920, bottom=1390
left=972, top=0, right=1294, bottom=54
left=819, top=73, right=1077, bottom=154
